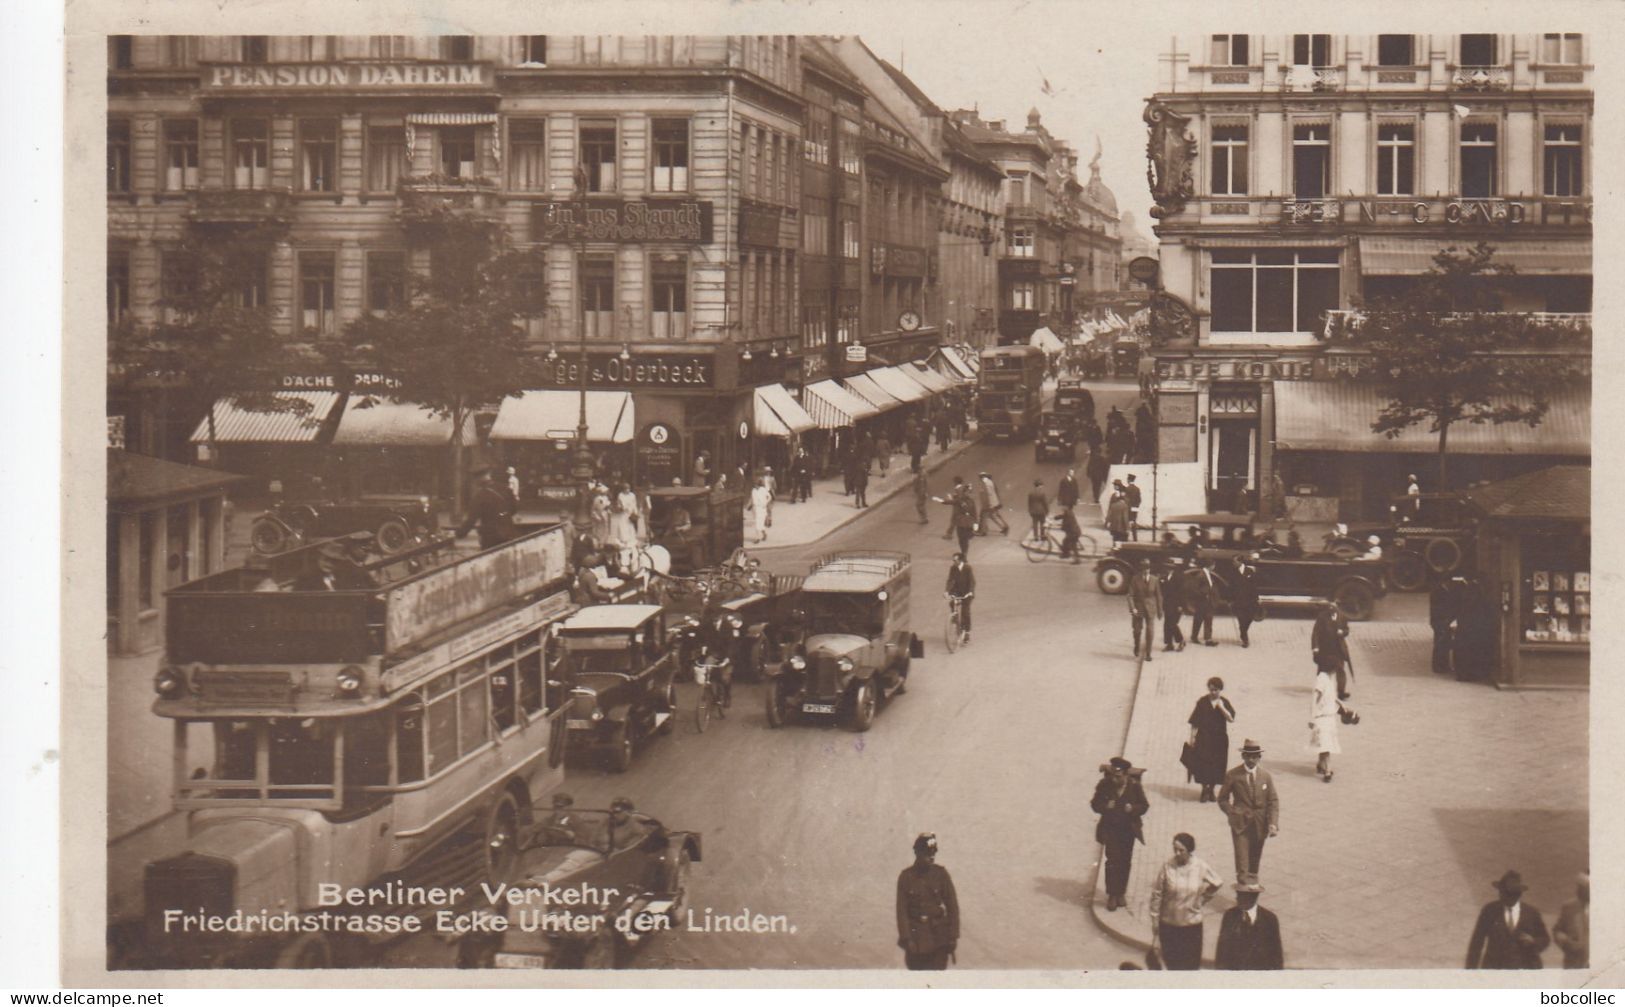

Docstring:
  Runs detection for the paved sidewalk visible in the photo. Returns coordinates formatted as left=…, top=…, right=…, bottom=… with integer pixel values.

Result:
left=1090, top=614, right=1587, bottom=970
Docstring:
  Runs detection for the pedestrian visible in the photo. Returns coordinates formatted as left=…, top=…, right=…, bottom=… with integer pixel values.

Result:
left=1215, top=882, right=1284, bottom=970
left=750, top=477, right=772, bottom=543
left=589, top=484, right=613, bottom=546
left=941, top=475, right=966, bottom=540
left=945, top=552, right=975, bottom=644
left=1160, top=563, right=1187, bottom=652
left=1135, top=402, right=1156, bottom=464
left=1466, top=870, right=1550, bottom=969
left=790, top=448, right=810, bottom=503
left=896, top=833, right=959, bottom=970
left=1405, top=471, right=1422, bottom=517
left=1025, top=479, right=1049, bottom=543
left=1552, top=872, right=1589, bottom=970
left=913, top=468, right=930, bottom=524
left=1454, top=574, right=1493, bottom=682
left=1185, top=676, right=1235, bottom=802
left=1309, top=663, right=1341, bottom=783
left=935, top=412, right=951, bottom=452
left=1311, top=601, right=1352, bottom=699
left=1091, top=757, right=1150, bottom=912
left=1058, top=468, right=1080, bottom=510
left=1186, top=558, right=1220, bottom=646
left=506, top=465, right=521, bottom=503
left=1128, top=559, right=1161, bottom=661
left=1084, top=416, right=1104, bottom=458
left=852, top=458, right=870, bottom=509
left=1230, top=554, right=1261, bottom=647
left=1057, top=506, right=1082, bottom=563
left=1086, top=447, right=1109, bottom=503
left=1125, top=474, right=1143, bottom=541
left=952, top=482, right=978, bottom=557
left=857, top=430, right=875, bottom=474
left=1215, top=739, right=1279, bottom=885
left=761, top=466, right=777, bottom=523
left=875, top=433, right=893, bottom=476
left=1428, top=575, right=1459, bottom=675
left=692, top=450, right=711, bottom=488
left=978, top=473, right=1010, bottom=536
left=1106, top=491, right=1130, bottom=543
left=456, top=468, right=517, bottom=549
left=1148, top=832, right=1222, bottom=970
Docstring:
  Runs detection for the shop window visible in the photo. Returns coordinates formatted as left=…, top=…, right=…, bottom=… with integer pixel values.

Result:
left=110, top=35, right=133, bottom=69
left=300, top=119, right=337, bottom=192
left=164, top=120, right=198, bottom=191
left=1210, top=125, right=1248, bottom=196
left=1522, top=538, right=1589, bottom=644
left=439, top=126, right=477, bottom=179
left=651, top=118, right=689, bottom=193
left=1011, top=282, right=1035, bottom=311
left=367, top=251, right=406, bottom=314
left=240, top=36, right=268, bottom=63
left=508, top=119, right=547, bottom=191
left=367, top=125, right=407, bottom=192
left=1375, top=124, right=1415, bottom=195
left=441, top=36, right=474, bottom=61
left=299, top=252, right=337, bottom=335
left=1460, top=122, right=1497, bottom=198
left=1459, top=34, right=1497, bottom=66
left=651, top=259, right=687, bottom=340
left=370, top=36, right=410, bottom=59
left=580, top=256, right=614, bottom=339
left=520, top=35, right=548, bottom=66
left=107, top=520, right=121, bottom=612
left=108, top=251, right=129, bottom=326
left=1292, top=124, right=1330, bottom=198
left=1209, top=249, right=1340, bottom=334
left=579, top=121, right=617, bottom=193
left=1376, top=35, right=1414, bottom=66
left=1544, top=124, right=1582, bottom=197
left=1292, top=34, right=1331, bottom=66
left=107, top=120, right=130, bottom=194
left=231, top=118, right=270, bottom=190
left=1541, top=33, right=1582, bottom=64
left=1210, top=35, right=1249, bottom=66
left=1008, top=227, right=1035, bottom=258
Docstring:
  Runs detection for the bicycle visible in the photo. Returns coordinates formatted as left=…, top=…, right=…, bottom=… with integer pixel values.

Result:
left=1022, top=517, right=1100, bottom=564
left=945, top=593, right=971, bottom=653
left=692, top=652, right=732, bottom=733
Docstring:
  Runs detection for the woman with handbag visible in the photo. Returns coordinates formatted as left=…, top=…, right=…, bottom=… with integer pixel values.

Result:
left=1309, top=666, right=1342, bottom=782
left=1185, top=677, right=1236, bottom=802
left=1149, top=832, right=1223, bottom=969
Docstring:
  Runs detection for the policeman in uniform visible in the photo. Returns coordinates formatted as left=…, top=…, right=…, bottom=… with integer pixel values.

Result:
left=896, top=833, right=959, bottom=970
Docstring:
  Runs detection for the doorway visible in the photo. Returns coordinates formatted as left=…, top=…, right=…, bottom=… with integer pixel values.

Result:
left=1210, top=419, right=1256, bottom=513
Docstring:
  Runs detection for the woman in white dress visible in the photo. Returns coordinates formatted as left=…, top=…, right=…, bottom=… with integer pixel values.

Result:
left=1309, top=667, right=1342, bottom=782
left=749, top=478, right=773, bottom=543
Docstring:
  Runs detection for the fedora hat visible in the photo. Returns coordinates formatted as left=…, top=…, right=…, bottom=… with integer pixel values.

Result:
left=1239, top=739, right=1264, bottom=755
left=1233, top=881, right=1265, bottom=893
left=1492, top=870, right=1529, bottom=895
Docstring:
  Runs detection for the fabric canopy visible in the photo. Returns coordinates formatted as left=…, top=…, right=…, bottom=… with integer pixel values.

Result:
left=843, top=373, right=903, bottom=413
left=868, top=366, right=930, bottom=403
left=904, top=361, right=955, bottom=394
left=189, top=392, right=339, bottom=444
left=753, top=383, right=816, bottom=437
left=332, top=396, right=476, bottom=447
left=489, top=390, right=635, bottom=443
left=932, top=347, right=976, bottom=381
left=1358, top=237, right=1592, bottom=276
left=1030, top=326, right=1065, bottom=353
left=802, top=379, right=878, bottom=428
left=1274, top=382, right=1590, bottom=456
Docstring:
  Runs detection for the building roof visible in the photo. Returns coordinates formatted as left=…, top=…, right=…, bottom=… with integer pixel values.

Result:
left=108, top=449, right=247, bottom=509
left=800, top=37, right=867, bottom=96
left=1464, top=466, right=1590, bottom=521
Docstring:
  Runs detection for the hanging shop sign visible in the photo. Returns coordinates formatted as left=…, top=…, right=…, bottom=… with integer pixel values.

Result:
left=531, top=200, right=714, bottom=244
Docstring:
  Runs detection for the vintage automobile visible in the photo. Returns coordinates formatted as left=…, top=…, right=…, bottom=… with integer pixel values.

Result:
left=459, top=804, right=701, bottom=970
left=766, top=551, right=922, bottom=731
left=552, top=605, right=678, bottom=771
left=1187, top=554, right=1390, bottom=622
left=1385, top=492, right=1479, bottom=590
left=1053, top=378, right=1096, bottom=424
left=646, top=485, right=746, bottom=577
left=1034, top=410, right=1079, bottom=462
left=250, top=493, right=435, bottom=555
left=1093, top=513, right=1274, bottom=593
left=657, top=551, right=791, bottom=679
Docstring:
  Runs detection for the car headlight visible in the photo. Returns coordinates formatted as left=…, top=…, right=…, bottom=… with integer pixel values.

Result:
left=837, top=657, right=855, bottom=673
left=591, top=709, right=604, bottom=722
left=789, top=655, right=806, bottom=670
left=335, top=666, right=364, bottom=696
left=154, top=667, right=184, bottom=698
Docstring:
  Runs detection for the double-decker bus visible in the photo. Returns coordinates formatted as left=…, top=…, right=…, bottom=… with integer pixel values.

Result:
left=120, top=527, right=575, bottom=968
left=977, top=344, right=1046, bottom=440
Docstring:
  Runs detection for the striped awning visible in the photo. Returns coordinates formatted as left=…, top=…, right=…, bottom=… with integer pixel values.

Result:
left=868, top=366, right=929, bottom=404
left=189, top=392, right=338, bottom=444
left=489, top=390, right=634, bottom=444
left=802, top=379, right=878, bottom=429
left=1274, top=382, right=1590, bottom=456
left=332, top=396, right=477, bottom=447
left=1359, top=237, right=1592, bottom=276
left=753, top=383, right=816, bottom=437
left=932, top=347, right=976, bottom=381
left=904, top=361, right=955, bottom=394
left=843, top=373, right=903, bottom=413
left=405, top=113, right=499, bottom=125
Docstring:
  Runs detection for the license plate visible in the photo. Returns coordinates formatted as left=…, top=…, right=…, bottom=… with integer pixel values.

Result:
left=566, top=719, right=592, bottom=730
left=801, top=703, right=836, bottom=714
left=493, top=952, right=551, bottom=969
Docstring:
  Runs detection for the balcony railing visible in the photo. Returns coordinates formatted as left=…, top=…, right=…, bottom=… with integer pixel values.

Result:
left=1451, top=66, right=1512, bottom=90
left=396, top=175, right=503, bottom=228
left=1323, top=309, right=1591, bottom=342
left=1282, top=66, right=1343, bottom=91
left=189, top=188, right=292, bottom=225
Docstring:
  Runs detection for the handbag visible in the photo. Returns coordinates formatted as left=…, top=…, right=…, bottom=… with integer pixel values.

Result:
left=1179, top=741, right=1199, bottom=781
left=1338, top=702, right=1360, bottom=726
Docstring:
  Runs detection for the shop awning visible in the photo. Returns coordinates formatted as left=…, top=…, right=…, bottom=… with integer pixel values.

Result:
left=931, top=347, right=976, bottom=381
left=904, top=361, right=955, bottom=394
left=1030, top=326, right=1065, bottom=353
left=1358, top=237, right=1592, bottom=276
left=753, top=383, right=816, bottom=437
left=189, top=392, right=339, bottom=444
left=1274, top=382, right=1590, bottom=456
left=802, top=379, right=878, bottom=428
left=332, top=396, right=477, bottom=447
left=489, top=390, right=634, bottom=443
left=843, top=373, right=903, bottom=413
left=868, top=366, right=930, bottom=404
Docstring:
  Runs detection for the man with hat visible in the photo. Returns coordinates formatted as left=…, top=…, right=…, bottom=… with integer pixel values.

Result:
left=1186, top=557, right=1222, bottom=647
left=456, top=467, right=518, bottom=549
left=607, top=796, right=653, bottom=852
left=1215, top=881, right=1283, bottom=970
left=1215, top=740, right=1279, bottom=885
left=1128, top=560, right=1162, bottom=661
left=896, top=833, right=959, bottom=970
left=1091, top=757, right=1150, bottom=911
left=1552, top=872, right=1589, bottom=969
left=1466, top=870, right=1550, bottom=968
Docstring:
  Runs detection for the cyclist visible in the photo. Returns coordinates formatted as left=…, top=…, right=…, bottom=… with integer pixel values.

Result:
left=1057, top=506, right=1083, bottom=563
left=945, top=552, right=976, bottom=645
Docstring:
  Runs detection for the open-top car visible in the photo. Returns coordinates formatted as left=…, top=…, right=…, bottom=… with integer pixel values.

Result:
left=659, top=550, right=800, bottom=680
left=459, top=803, right=701, bottom=970
left=1035, top=410, right=1078, bottom=462
left=1093, top=513, right=1275, bottom=593
left=766, top=551, right=922, bottom=731
left=553, top=605, right=678, bottom=771
left=1384, top=492, right=1479, bottom=589
left=251, top=493, right=435, bottom=555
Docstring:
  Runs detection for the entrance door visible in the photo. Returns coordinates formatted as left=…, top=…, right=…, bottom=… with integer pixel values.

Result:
left=1211, top=420, right=1256, bottom=513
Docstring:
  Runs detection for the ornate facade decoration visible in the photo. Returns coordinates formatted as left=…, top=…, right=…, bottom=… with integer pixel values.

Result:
left=1144, top=100, right=1195, bottom=219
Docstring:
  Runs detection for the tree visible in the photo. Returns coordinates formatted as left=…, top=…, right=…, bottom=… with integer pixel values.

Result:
left=344, top=210, right=545, bottom=515
left=1336, top=242, right=1590, bottom=487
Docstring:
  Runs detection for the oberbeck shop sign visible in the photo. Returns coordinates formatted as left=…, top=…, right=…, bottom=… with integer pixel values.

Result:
left=532, top=201, right=714, bottom=244
left=203, top=63, right=491, bottom=90
left=539, top=353, right=715, bottom=389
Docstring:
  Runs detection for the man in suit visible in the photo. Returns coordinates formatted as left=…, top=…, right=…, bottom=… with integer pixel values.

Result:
left=1216, top=739, right=1279, bottom=885
left=1552, top=872, right=1589, bottom=969
left=1128, top=560, right=1162, bottom=661
left=1124, top=474, right=1143, bottom=541
left=456, top=468, right=518, bottom=549
left=1230, top=555, right=1261, bottom=648
left=1466, top=870, right=1550, bottom=969
left=1159, top=562, right=1186, bottom=652
left=1215, top=882, right=1284, bottom=970
left=1187, top=559, right=1221, bottom=646
left=1057, top=469, right=1080, bottom=511
left=1429, top=575, right=1461, bottom=675
left=1312, top=601, right=1352, bottom=699
left=1090, top=757, right=1149, bottom=911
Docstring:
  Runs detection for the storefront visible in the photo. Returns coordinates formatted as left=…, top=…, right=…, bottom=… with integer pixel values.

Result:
left=488, top=389, right=636, bottom=506
left=749, top=382, right=816, bottom=476
left=328, top=395, right=479, bottom=503
left=801, top=378, right=878, bottom=475
left=189, top=391, right=342, bottom=496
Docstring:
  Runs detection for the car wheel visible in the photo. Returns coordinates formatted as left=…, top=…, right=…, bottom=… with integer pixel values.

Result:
left=1096, top=562, right=1130, bottom=595
left=1424, top=537, right=1463, bottom=574
left=376, top=516, right=412, bottom=553
left=251, top=519, right=289, bottom=555
left=664, top=848, right=693, bottom=920
left=608, top=722, right=635, bottom=772
left=849, top=681, right=876, bottom=733
left=1332, top=580, right=1376, bottom=622
left=481, top=792, right=521, bottom=883
left=273, top=932, right=332, bottom=969
left=657, top=681, right=678, bottom=734
left=1390, top=552, right=1428, bottom=592
left=765, top=678, right=790, bottom=728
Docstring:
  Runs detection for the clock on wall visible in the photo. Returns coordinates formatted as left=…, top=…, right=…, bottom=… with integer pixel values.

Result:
left=898, top=311, right=922, bottom=332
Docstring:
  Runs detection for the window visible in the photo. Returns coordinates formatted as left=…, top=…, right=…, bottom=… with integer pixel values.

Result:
left=841, top=212, right=860, bottom=260
left=516, top=258, right=546, bottom=340
left=1460, top=122, right=1497, bottom=198
left=1210, top=125, right=1248, bottom=195
left=580, top=257, right=614, bottom=339
left=240, top=36, right=268, bottom=63
left=803, top=197, right=829, bottom=255
left=579, top=121, right=616, bottom=192
left=508, top=119, right=546, bottom=191
left=1544, top=124, right=1582, bottom=197
left=441, top=36, right=474, bottom=60
left=1011, top=282, right=1035, bottom=310
left=370, top=35, right=409, bottom=59
left=802, top=302, right=827, bottom=347
left=165, top=36, right=199, bottom=67
left=1292, top=34, right=1331, bottom=66
left=1460, top=34, right=1497, bottom=66
left=159, top=250, right=197, bottom=321
left=1376, top=35, right=1414, bottom=66
left=107, top=120, right=131, bottom=194
left=1292, top=124, right=1330, bottom=198
left=839, top=118, right=861, bottom=174
left=299, top=253, right=337, bottom=334
left=1376, top=124, right=1415, bottom=195
left=232, top=119, right=270, bottom=189
left=1210, top=35, right=1249, bottom=66
left=1008, top=227, right=1035, bottom=258
left=521, top=35, right=548, bottom=65
left=234, top=252, right=268, bottom=309
left=651, top=118, right=689, bottom=192
left=367, top=251, right=406, bottom=314
left=109, top=35, right=133, bottom=69
left=1209, top=249, right=1340, bottom=334
left=1541, top=33, right=1582, bottom=64
left=108, top=251, right=129, bottom=326
left=300, top=36, right=336, bottom=61
left=750, top=129, right=762, bottom=198
left=651, top=259, right=687, bottom=340
left=300, top=119, right=337, bottom=192
left=439, top=126, right=476, bottom=179
left=163, top=120, right=198, bottom=191
left=764, top=133, right=778, bottom=204
left=805, top=112, right=831, bottom=166
left=836, top=301, right=858, bottom=344
left=367, top=125, right=407, bottom=192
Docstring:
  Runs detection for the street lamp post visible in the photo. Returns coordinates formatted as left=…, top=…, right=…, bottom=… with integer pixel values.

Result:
left=570, top=179, right=595, bottom=533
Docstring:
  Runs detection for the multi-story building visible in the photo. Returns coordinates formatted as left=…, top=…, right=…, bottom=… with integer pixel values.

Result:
left=1144, top=33, right=1590, bottom=517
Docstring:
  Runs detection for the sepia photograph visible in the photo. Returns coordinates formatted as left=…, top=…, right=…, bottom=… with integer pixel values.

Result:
left=49, top=0, right=1613, bottom=989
